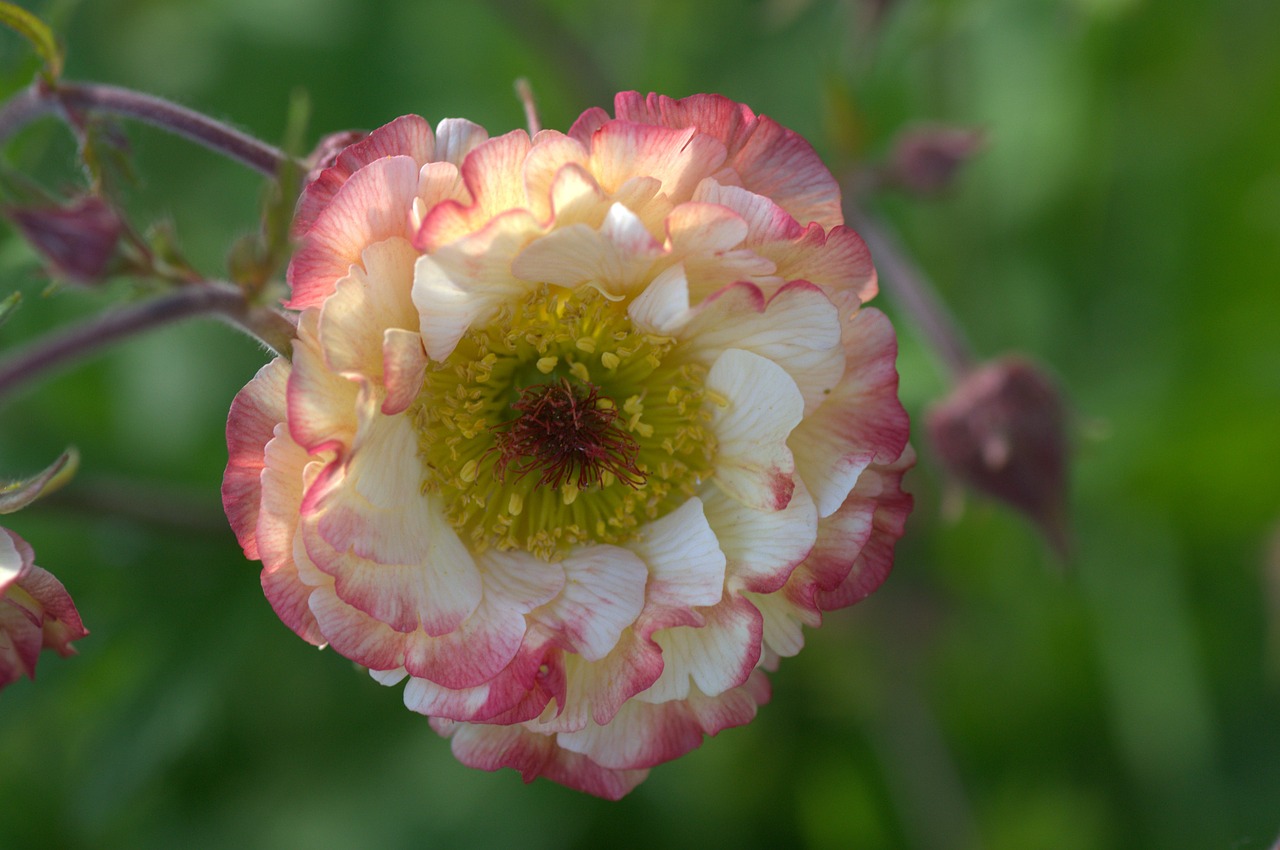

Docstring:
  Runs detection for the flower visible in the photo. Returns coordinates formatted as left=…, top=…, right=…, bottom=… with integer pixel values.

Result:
left=224, top=92, right=913, bottom=798
left=1, top=527, right=88, bottom=690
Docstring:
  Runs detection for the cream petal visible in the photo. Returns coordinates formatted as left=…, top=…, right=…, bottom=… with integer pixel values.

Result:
left=678, top=280, right=844, bottom=414
left=413, top=210, right=542, bottom=361
left=380, top=328, right=427, bottom=416
left=629, top=497, right=726, bottom=610
left=531, top=545, right=646, bottom=662
left=318, top=237, right=420, bottom=381
left=706, top=349, right=804, bottom=511
left=701, top=477, right=817, bottom=595
left=285, top=325, right=359, bottom=453
left=510, top=202, right=663, bottom=296
left=302, top=414, right=482, bottom=637
left=626, top=264, right=690, bottom=335
left=433, top=118, right=490, bottom=167
left=638, top=595, right=763, bottom=703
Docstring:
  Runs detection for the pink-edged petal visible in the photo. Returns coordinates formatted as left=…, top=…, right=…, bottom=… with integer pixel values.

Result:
left=510, top=202, right=663, bottom=296
left=434, top=720, right=649, bottom=800
left=317, top=237, right=420, bottom=380
left=556, top=668, right=771, bottom=771
left=609, top=92, right=842, bottom=228
left=531, top=545, right=646, bottom=662
left=15, top=564, right=87, bottom=655
left=784, top=450, right=914, bottom=619
left=693, top=180, right=804, bottom=243
left=285, top=320, right=359, bottom=453
left=380, top=328, right=427, bottom=415
left=790, top=307, right=909, bottom=518
left=413, top=209, right=542, bottom=361
left=629, top=497, right=726, bottom=610
left=520, top=130, right=590, bottom=222
left=664, top=201, right=749, bottom=254
left=223, top=358, right=290, bottom=559
left=706, top=349, right=804, bottom=511
left=764, top=223, right=877, bottom=312
left=294, top=115, right=436, bottom=237
left=302, top=413, right=482, bottom=636
left=287, top=155, right=422, bottom=310
left=811, top=452, right=914, bottom=612
left=639, top=595, right=763, bottom=703
left=400, top=629, right=564, bottom=724
left=678, top=280, right=844, bottom=414
left=727, top=113, right=843, bottom=229
left=416, top=130, right=534, bottom=249
left=258, top=425, right=325, bottom=645
left=587, top=120, right=727, bottom=204
left=701, top=476, right=817, bottom=595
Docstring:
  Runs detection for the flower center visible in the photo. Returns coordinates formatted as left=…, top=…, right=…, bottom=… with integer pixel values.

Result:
left=491, top=378, right=645, bottom=491
left=409, top=285, right=714, bottom=559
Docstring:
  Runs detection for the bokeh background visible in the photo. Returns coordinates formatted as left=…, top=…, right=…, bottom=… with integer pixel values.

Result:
left=2, top=0, right=1278, bottom=847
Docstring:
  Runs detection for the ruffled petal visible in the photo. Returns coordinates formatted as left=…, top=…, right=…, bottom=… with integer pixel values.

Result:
left=789, top=308, right=909, bottom=517
left=287, top=156, right=422, bottom=310
left=677, top=280, right=844, bottom=414
left=223, top=358, right=291, bottom=559
left=706, top=349, right=804, bottom=511
left=434, top=720, right=650, bottom=800
left=639, top=595, right=763, bottom=703
left=531, top=545, right=647, bottom=662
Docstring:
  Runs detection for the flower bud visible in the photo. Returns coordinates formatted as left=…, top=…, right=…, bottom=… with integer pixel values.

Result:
left=887, top=125, right=985, bottom=196
left=1, top=527, right=87, bottom=690
left=6, top=195, right=123, bottom=285
left=926, top=357, right=1070, bottom=554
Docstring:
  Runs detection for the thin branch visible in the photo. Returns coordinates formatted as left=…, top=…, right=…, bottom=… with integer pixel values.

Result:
left=845, top=203, right=976, bottom=381
left=0, top=282, right=292, bottom=404
left=0, top=80, right=292, bottom=176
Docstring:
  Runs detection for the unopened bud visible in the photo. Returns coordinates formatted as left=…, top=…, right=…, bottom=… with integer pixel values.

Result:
left=6, top=196, right=123, bottom=285
left=926, top=357, right=1070, bottom=555
left=887, top=125, right=985, bottom=196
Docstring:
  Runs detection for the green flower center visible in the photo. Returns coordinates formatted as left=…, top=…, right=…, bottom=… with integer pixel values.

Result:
left=409, top=285, right=715, bottom=559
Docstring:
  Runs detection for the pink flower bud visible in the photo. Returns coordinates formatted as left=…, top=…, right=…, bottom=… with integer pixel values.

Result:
left=0, top=527, right=88, bottom=690
left=887, top=125, right=985, bottom=196
left=6, top=195, right=123, bottom=285
left=926, top=357, right=1070, bottom=554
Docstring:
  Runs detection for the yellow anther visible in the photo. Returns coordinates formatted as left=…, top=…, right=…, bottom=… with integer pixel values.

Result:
left=536, top=356, right=558, bottom=374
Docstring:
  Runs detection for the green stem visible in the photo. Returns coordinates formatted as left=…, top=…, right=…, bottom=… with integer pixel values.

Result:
left=0, top=79, right=292, bottom=176
left=0, top=282, right=293, bottom=404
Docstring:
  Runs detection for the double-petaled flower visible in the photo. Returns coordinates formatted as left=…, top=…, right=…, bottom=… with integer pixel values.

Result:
left=224, top=92, right=913, bottom=798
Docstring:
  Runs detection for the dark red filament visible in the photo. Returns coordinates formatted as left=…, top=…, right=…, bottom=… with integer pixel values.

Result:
left=491, top=379, right=645, bottom=491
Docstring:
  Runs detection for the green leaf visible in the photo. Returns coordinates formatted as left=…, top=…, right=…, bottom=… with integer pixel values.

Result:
left=0, top=447, right=79, bottom=514
left=0, top=2, right=63, bottom=81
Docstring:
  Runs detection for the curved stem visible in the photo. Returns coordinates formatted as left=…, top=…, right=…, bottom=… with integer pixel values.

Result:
left=0, top=283, right=293, bottom=404
left=845, top=204, right=976, bottom=381
left=0, top=80, right=292, bottom=176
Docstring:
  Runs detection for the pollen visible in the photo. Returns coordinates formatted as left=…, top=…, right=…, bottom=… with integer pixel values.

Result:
left=409, top=285, right=716, bottom=559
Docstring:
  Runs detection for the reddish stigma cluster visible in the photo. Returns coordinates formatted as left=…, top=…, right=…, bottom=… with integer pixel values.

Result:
left=491, top=379, right=645, bottom=491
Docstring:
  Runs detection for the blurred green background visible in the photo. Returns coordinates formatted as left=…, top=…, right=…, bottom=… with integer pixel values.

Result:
left=1, top=0, right=1278, bottom=847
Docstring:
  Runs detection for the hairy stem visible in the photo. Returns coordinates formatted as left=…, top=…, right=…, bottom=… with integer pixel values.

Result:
left=0, top=282, right=293, bottom=404
left=0, top=80, right=291, bottom=176
left=845, top=204, right=976, bottom=381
